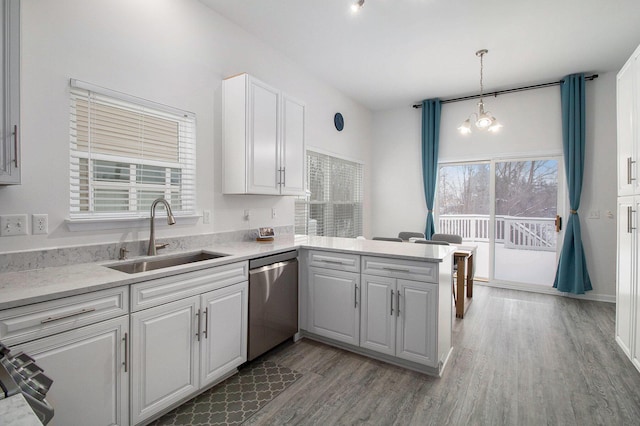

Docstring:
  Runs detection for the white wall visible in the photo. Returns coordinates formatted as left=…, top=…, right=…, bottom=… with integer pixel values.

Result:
left=0, top=0, right=372, bottom=253
left=371, top=72, right=618, bottom=300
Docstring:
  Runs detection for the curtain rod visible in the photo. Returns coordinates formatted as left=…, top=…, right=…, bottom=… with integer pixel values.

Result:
left=412, top=74, right=599, bottom=108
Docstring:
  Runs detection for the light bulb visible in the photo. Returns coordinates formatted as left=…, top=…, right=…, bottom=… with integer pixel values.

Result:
left=476, top=114, right=493, bottom=129
left=458, top=119, right=472, bottom=134
left=488, top=120, right=503, bottom=132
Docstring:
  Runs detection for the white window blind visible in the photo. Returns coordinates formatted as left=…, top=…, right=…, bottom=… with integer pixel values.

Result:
left=69, top=80, right=196, bottom=219
left=295, top=151, right=363, bottom=237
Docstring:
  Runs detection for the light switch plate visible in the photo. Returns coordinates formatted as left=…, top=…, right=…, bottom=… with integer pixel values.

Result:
left=0, top=214, right=28, bottom=236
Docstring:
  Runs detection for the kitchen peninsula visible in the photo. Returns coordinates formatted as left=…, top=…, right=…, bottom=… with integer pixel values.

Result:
left=0, top=235, right=454, bottom=425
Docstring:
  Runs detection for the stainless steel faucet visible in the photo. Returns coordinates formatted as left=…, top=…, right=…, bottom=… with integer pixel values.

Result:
left=148, top=198, right=176, bottom=256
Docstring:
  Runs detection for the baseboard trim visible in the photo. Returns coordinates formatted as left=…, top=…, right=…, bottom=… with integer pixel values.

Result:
left=476, top=281, right=615, bottom=303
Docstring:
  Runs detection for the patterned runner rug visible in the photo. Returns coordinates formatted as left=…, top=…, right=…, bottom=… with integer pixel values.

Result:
left=150, top=360, right=302, bottom=426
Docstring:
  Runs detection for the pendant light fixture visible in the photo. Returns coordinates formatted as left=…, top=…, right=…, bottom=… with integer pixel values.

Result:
left=458, top=49, right=502, bottom=134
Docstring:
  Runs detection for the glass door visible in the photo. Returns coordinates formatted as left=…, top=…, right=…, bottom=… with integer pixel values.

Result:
left=437, top=157, right=564, bottom=286
left=493, top=158, right=563, bottom=286
left=437, top=162, right=491, bottom=280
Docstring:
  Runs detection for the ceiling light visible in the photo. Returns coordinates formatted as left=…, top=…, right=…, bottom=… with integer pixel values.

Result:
left=351, top=0, right=365, bottom=12
left=459, top=49, right=502, bottom=134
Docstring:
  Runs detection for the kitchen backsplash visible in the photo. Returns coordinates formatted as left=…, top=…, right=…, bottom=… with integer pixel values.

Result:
left=0, top=226, right=294, bottom=273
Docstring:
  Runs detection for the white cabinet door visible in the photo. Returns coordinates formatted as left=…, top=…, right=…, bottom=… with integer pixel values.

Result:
left=396, top=279, right=438, bottom=367
left=360, top=274, right=395, bottom=356
left=0, top=0, right=20, bottom=185
left=131, top=296, right=199, bottom=425
left=280, top=94, right=305, bottom=195
left=618, top=57, right=637, bottom=196
left=200, top=281, right=248, bottom=388
left=12, top=316, right=129, bottom=426
left=308, top=266, right=360, bottom=345
left=632, top=198, right=640, bottom=367
left=248, top=78, right=280, bottom=194
left=617, top=197, right=635, bottom=357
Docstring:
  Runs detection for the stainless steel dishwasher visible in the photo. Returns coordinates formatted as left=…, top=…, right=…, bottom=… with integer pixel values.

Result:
left=248, top=251, right=298, bottom=361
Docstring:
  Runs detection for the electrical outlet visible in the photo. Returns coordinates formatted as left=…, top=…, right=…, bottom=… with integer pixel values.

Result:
left=202, top=210, right=211, bottom=224
left=272, top=208, right=277, bottom=219
left=244, top=209, right=251, bottom=221
left=33, top=214, right=48, bottom=235
left=0, top=214, right=28, bottom=236
left=588, top=210, right=600, bottom=219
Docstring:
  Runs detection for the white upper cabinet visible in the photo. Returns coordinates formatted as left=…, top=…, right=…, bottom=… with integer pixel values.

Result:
left=617, top=47, right=640, bottom=196
left=0, top=0, right=20, bottom=185
left=280, top=93, right=306, bottom=195
left=223, top=73, right=305, bottom=195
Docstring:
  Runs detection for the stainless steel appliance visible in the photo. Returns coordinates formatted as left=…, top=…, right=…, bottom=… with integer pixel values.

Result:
left=0, top=342, right=54, bottom=424
left=248, top=251, right=298, bottom=361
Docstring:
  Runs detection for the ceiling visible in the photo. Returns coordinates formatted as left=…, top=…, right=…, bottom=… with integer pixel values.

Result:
left=200, top=0, right=640, bottom=111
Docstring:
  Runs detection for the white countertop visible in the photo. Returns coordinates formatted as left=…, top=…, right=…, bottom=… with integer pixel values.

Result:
left=0, top=394, right=42, bottom=426
left=0, top=235, right=454, bottom=311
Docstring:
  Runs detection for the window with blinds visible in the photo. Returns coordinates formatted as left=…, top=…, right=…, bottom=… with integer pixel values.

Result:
left=69, top=80, right=196, bottom=219
left=295, top=151, right=363, bottom=237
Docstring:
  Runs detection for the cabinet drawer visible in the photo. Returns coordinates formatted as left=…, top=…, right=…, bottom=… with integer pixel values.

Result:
left=0, top=286, right=128, bottom=346
left=131, top=261, right=248, bottom=312
left=361, top=256, right=438, bottom=283
left=308, top=250, right=360, bottom=273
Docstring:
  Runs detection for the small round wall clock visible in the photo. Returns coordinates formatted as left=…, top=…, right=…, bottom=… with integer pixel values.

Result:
left=334, top=112, right=344, bottom=131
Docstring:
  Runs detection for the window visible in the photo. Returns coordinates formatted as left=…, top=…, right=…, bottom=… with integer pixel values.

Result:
left=69, top=80, right=196, bottom=220
left=295, top=151, right=363, bottom=237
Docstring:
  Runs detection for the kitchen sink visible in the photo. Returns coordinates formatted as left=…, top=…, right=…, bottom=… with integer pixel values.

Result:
left=106, top=251, right=229, bottom=274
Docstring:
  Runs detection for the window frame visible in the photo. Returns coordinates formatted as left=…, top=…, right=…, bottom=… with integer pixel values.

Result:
left=295, top=150, right=364, bottom=238
left=67, top=79, right=197, bottom=229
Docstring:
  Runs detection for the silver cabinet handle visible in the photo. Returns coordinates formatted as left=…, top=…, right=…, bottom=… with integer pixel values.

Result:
left=195, top=309, right=201, bottom=341
left=396, top=291, right=401, bottom=317
left=628, top=157, right=636, bottom=184
left=390, top=290, right=394, bottom=316
left=13, top=125, right=18, bottom=168
left=41, top=307, right=96, bottom=324
left=203, top=307, right=208, bottom=339
left=277, top=167, right=286, bottom=186
left=354, top=284, right=358, bottom=308
left=122, top=332, right=128, bottom=373
left=322, top=259, right=346, bottom=265
left=628, top=206, right=636, bottom=233
left=382, top=266, right=411, bottom=273
left=282, top=166, right=286, bottom=187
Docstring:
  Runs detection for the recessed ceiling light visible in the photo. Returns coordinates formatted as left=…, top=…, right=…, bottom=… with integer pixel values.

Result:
left=351, top=0, right=365, bottom=13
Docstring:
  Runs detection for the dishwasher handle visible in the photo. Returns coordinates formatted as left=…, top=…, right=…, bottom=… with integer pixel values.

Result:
left=249, top=251, right=298, bottom=269
left=249, top=258, right=297, bottom=275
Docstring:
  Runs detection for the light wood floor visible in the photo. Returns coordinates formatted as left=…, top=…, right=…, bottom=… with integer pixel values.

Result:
left=246, top=285, right=640, bottom=425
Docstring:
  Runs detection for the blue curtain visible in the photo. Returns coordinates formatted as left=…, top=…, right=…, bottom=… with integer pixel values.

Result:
left=553, top=73, right=592, bottom=294
left=421, top=99, right=441, bottom=239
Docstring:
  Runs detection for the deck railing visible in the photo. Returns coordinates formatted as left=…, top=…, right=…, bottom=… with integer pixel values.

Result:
left=438, top=214, right=556, bottom=251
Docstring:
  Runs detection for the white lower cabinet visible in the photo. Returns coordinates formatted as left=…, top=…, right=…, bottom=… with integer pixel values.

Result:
left=131, top=281, right=248, bottom=425
left=307, top=266, right=360, bottom=346
left=131, top=296, right=199, bottom=425
left=131, top=281, right=248, bottom=424
left=360, top=275, right=437, bottom=366
left=200, top=282, right=248, bottom=388
left=616, top=195, right=640, bottom=371
left=395, top=279, right=437, bottom=366
left=12, top=315, right=130, bottom=426
left=303, top=250, right=451, bottom=375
